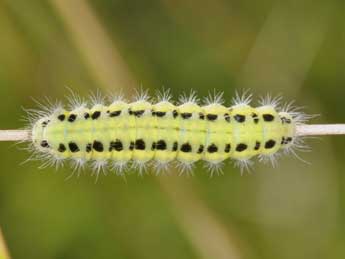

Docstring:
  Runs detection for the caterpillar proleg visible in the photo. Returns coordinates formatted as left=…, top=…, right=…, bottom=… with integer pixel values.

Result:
left=1, top=90, right=331, bottom=176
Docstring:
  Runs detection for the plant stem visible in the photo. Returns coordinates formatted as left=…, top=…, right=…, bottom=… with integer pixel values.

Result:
left=0, top=130, right=30, bottom=141
left=295, top=124, right=345, bottom=136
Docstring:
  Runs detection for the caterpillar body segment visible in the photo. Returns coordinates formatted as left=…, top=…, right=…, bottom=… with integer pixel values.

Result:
left=30, top=92, right=298, bottom=174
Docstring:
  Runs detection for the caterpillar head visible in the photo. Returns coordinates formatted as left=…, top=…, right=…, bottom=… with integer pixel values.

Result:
left=278, top=111, right=295, bottom=149
left=31, top=117, right=49, bottom=151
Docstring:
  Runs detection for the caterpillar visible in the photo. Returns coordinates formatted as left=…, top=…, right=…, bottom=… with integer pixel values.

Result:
left=24, top=90, right=309, bottom=176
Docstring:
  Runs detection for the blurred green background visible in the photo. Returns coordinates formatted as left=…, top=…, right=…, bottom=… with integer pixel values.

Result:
left=0, top=0, right=345, bottom=258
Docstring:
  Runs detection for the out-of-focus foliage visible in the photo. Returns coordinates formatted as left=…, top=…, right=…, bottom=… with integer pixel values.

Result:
left=0, top=0, right=344, bottom=258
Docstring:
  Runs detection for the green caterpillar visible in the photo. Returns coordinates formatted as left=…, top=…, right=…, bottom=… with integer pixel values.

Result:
left=28, top=91, right=304, bottom=175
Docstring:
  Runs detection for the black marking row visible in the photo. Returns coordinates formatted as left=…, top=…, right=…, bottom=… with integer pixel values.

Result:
left=55, top=109, right=285, bottom=125
left=40, top=136, right=293, bottom=154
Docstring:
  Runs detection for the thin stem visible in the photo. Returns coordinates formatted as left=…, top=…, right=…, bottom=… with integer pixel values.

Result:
left=0, top=125, right=345, bottom=142
left=295, top=124, right=345, bottom=136
left=0, top=130, right=30, bottom=141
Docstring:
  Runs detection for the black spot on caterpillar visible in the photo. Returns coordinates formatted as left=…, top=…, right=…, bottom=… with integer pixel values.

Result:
left=236, top=143, right=248, bottom=152
left=58, top=143, right=66, bottom=152
left=234, top=114, right=245, bottom=122
left=181, top=113, right=192, bottom=119
left=265, top=140, right=276, bottom=149
left=40, top=140, right=49, bottom=148
left=206, top=114, right=218, bottom=121
left=57, top=114, right=65, bottom=121
left=172, top=110, right=178, bottom=118
left=84, top=113, right=90, bottom=119
left=252, top=113, right=259, bottom=124
left=156, top=140, right=167, bottom=150
left=109, top=110, right=121, bottom=117
left=69, top=142, right=80, bottom=153
left=224, top=113, right=230, bottom=122
left=93, top=141, right=104, bottom=152
left=254, top=141, right=261, bottom=150
left=172, top=142, right=178, bottom=152
left=41, top=121, right=49, bottom=127
left=129, top=109, right=145, bottom=117
left=109, top=140, right=123, bottom=152
left=68, top=114, right=77, bottom=122
left=91, top=111, right=101, bottom=120
left=207, top=144, right=218, bottom=153
left=281, top=117, right=292, bottom=124
left=224, top=144, right=231, bottom=153
left=155, top=111, right=166, bottom=117
left=180, top=143, right=192, bottom=152
left=135, top=139, right=146, bottom=150
left=263, top=114, right=275, bottom=122
left=86, top=143, right=92, bottom=153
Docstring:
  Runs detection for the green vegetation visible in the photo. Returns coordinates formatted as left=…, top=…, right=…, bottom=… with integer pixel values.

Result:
left=0, top=1, right=344, bottom=258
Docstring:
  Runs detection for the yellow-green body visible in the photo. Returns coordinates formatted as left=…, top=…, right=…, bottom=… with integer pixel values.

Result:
left=32, top=100, right=295, bottom=167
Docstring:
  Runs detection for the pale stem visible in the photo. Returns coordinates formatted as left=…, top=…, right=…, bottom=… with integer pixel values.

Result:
left=0, top=130, right=30, bottom=141
left=295, top=124, right=345, bottom=136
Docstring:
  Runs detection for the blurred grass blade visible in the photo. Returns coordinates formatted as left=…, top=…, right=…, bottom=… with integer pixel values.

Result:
left=0, top=228, right=10, bottom=259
